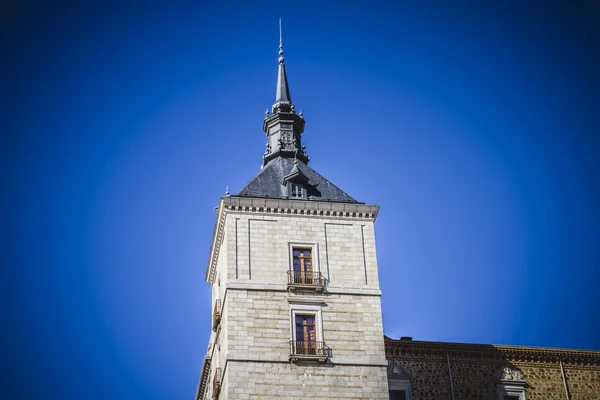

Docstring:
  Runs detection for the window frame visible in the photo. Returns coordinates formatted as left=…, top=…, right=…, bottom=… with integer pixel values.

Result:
left=496, top=385, right=526, bottom=400
left=495, top=367, right=526, bottom=400
left=388, top=378, right=412, bottom=400
left=292, top=247, right=313, bottom=281
left=288, top=242, right=320, bottom=275
left=289, top=182, right=305, bottom=198
left=289, top=305, right=323, bottom=344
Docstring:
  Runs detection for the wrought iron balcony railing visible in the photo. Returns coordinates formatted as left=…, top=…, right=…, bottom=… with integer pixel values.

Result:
left=287, top=271, right=324, bottom=292
left=289, top=340, right=328, bottom=362
left=212, top=299, right=222, bottom=332
left=212, top=367, right=222, bottom=399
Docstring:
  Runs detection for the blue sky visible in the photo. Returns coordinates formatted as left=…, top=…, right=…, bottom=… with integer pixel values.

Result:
left=4, top=1, right=600, bottom=399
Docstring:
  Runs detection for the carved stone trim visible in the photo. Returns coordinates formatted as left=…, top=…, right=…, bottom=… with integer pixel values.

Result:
left=495, top=366, right=525, bottom=382
left=387, top=359, right=410, bottom=377
left=205, top=199, right=227, bottom=284
left=224, top=196, right=379, bottom=220
left=384, top=338, right=600, bottom=367
left=195, top=355, right=211, bottom=400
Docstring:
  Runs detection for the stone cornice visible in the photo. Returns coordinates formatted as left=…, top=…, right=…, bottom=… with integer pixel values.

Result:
left=225, top=196, right=379, bottom=219
left=205, top=196, right=380, bottom=284
left=225, top=281, right=382, bottom=296
left=384, top=338, right=600, bottom=367
left=205, top=198, right=226, bottom=283
left=195, top=355, right=211, bottom=400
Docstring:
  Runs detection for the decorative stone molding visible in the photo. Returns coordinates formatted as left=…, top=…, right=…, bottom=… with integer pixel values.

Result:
left=195, top=355, right=211, bottom=400
left=495, top=366, right=525, bottom=382
left=224, top=196, right=379, bottom=219
left=205, top=199, right=227, bottom=283
left=225, top=281, right=382, bottom=296
left=384, top=337, right=600, bottom=367
left=388, top=359, right=410, bottom=377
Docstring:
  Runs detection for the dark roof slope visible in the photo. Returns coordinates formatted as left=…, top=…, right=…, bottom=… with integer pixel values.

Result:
left=235, top=157, right=359, bottom=203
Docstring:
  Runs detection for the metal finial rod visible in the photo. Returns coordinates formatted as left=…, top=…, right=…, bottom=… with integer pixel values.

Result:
left=278, top=18, right=284, bottom=64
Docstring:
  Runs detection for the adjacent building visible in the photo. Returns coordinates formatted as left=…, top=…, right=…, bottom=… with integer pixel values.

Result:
left=385, top=337, right=600, bottom=400
left=195, top=35, right=600, bottom=400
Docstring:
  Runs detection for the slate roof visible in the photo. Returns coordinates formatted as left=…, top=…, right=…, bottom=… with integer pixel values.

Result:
left=235, top=157, right=359, bottom=203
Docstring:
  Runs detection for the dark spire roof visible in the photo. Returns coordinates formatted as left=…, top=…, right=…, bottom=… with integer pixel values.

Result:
left=274, top=63, right=292, bottom=111
left=272, top=20, right=293, bottom=114
left=236, top=158, right=359, bottom=203
left=234, top=21, right=359, bottom=204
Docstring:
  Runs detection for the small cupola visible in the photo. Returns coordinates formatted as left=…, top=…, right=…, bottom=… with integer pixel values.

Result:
left=261, top=22, right=309, bottom=167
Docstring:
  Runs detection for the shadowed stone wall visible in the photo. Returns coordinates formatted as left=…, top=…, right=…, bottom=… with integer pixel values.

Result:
left=385, top=337, right=600, bottom=400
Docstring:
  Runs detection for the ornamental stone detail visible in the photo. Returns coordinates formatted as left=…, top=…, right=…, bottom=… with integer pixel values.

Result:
left=387, top=359, right=410, bottom=377
left=495, top=366, right=525, bottom=382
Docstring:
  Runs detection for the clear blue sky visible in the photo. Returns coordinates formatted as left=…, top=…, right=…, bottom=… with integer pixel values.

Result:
left=4, top=1, right=600, bottom=399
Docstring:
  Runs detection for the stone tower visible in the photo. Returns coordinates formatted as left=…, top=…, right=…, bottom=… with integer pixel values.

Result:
left=195, top=30, right=389, bottom=400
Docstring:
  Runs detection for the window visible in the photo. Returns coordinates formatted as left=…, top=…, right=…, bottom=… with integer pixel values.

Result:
left=287, top=243, right=324, bottom=291
left=212, top=367, right=222, bottom=399
left=498, top=392, right=525, bottom=400
left=388, top=376, right=412, bottom=400
left=288, top=304, right=327, bottom=362
left=292, top=248, right=313, bottom=284
left=389, top=390, right=407, bottom=400
left=295, top=314, right=317, bottom=354
left=291, top=183, right=304, bottom=198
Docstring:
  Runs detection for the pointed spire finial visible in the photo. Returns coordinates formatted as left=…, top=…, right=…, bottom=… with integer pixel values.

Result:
left=261, top=21, right=309, bottom=166
left=278, top=18, right=284, bottom=64
left=273, top=18, right=292, bottom=113
left=225, top=186, right=230, bottom=196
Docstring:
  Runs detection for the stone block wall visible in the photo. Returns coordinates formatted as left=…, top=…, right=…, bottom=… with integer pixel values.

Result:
left=219, top=200, right=381, bottom=291
left=197, top=198, right=389, bottom=399
left=222, top=289, right=386, bottom=365
left=224, top=361, right=389, bottom=400
left=385, top=338, right=600, bottom=400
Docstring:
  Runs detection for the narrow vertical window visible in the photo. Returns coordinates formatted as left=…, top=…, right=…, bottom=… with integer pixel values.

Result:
left=292, top=248, right=313, bottom=284
left=295, top=314, right=316, bottom=354
left=289, top=307, right=327, bottom=362
left=291, top=183, right=304, bottom=198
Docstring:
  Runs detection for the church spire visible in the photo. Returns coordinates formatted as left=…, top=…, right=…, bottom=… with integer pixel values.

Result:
left=273, top=19, right=293, bottom=114
left=262, top=20, right=308, bottom=166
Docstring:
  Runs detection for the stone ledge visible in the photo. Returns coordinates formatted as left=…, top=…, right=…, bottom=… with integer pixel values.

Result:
left=226, top=281, right=381, bottom=296
left=224, top=357, right=388, bottom=368
left=224, top=196, right=380, bottom=219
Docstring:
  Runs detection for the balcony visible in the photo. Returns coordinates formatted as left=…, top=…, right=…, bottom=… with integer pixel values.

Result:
left=212, top=367, right=222, bottom=399
left=289, top=340, right=328, bottom=362
left=212, top=299, right=222, bottom=332
left=287, top=271, right=325, bottom=292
